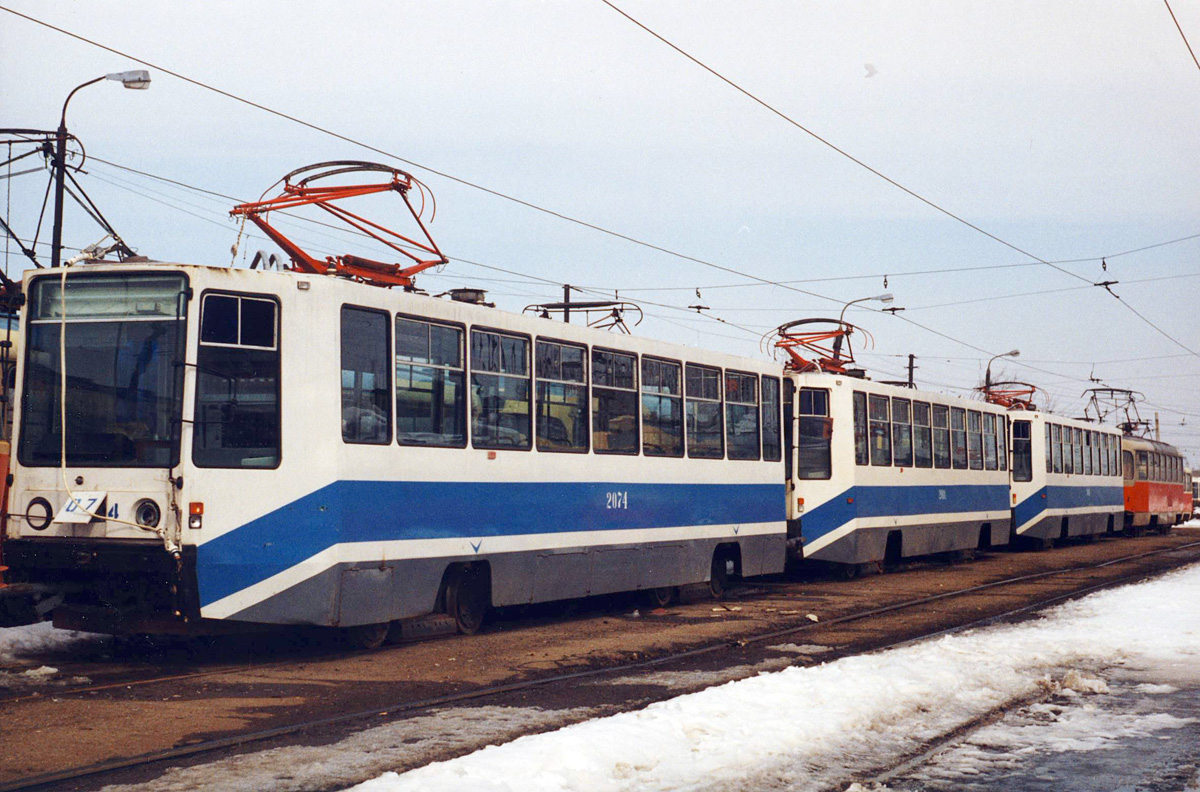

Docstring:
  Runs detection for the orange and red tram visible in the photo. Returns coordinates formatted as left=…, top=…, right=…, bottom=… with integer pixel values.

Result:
left=1120, top=435, right=1191, bottom=533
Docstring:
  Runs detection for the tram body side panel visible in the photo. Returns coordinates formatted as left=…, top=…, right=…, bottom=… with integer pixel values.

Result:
left=1009, top=414, right=1123, bottom=541
left=1124, top=480, right=1182, bottom=525
left=193, top=277, right=786, bottom=628
left=791, top=376, right=1010, bottom=566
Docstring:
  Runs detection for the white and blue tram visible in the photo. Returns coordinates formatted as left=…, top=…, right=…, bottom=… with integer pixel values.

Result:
left=1007, top=410, right=1124, bottom=545
left=2, top=262, right=787, bottom=639
left=785, top=374, right=1012, bottom=566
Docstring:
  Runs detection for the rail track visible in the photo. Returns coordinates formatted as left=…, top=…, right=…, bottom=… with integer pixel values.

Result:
left=3, top=536, right=1198, bottom=792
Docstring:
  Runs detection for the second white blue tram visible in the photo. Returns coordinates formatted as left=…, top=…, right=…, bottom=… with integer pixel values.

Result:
left=786, top=374, right=1012, bottom=566
left=1007, top=410, right=1124, bottom=545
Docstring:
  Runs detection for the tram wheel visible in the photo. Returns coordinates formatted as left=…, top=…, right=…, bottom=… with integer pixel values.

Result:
left=346, top=622, right=389, bottom=650
left=446, top=564, right=489, bottom=635
left=644, top=586, right=676, bottom=608
left=708, top=552, right=730, bottom=599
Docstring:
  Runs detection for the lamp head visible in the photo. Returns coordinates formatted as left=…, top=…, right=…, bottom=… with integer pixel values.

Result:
left=106, top=70, right=151, bottom=90
left=877, top=292, right=894, bottom=304
left=1007, top=349, right=1020, bottom=358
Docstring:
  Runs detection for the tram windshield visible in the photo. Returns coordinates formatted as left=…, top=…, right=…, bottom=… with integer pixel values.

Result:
left=19, top=273, right=188, bottom=467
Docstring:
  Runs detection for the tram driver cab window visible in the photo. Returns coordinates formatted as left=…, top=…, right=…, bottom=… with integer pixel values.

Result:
left=193, top=293, right=280, bottom=468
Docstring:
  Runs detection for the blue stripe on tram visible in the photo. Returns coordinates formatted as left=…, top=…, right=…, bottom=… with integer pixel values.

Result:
left=801, top=484, right=1011, bottom=544
left=1013, top=485, right=1124, bottom=529
left=196, top=481, right=786, bottom=608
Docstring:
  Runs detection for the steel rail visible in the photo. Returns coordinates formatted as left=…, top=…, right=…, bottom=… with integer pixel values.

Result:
left=2, top=540, right=1198, bottom=792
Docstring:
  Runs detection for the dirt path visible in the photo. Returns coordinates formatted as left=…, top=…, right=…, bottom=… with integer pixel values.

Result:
left=2, top=528, right=1198, bottom=790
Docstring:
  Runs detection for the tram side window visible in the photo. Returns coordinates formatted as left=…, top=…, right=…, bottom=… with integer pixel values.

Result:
left=966, top=410, right=983, bottom=470
left=1052, top=424, right=1063, bottom=474
left=1092, top=432, right=1101, bottom=475
left=194, top=293, right=280, bottom=468
left=1099, top=434, right=1108, bottom=476
left=1083, top=430, right=1093, bottom=475
left=1136, top=450, right=1149, bottom=481
left=1073, top=428, right=1084, bottom=475
left=983, top=413, right=998, bottom=470
left=727, top=372, right=760, bottom=460
left=1012, top=420, right=1033, bottom=482
left=998, top=416, right=1008, bottom=471
left=685, top=364, right=723, bottom=459
left=1111, top=437, right=1120, bottom=476
left=869, top=394, right=891, bottom=466
left=932, top=404, right=951, bottom=469
left=853, top=391, right=869, bottom=466
left=536, top=340, right=587, bottom=453
left=913, top=401, right=932, bottom=468
left=1153, top=453, right=1161, bottom=481
left=761, top=376, right=782, bottom=462
left=1125, top=450, right=1136, bottom=481
left=341, top=307, right=391, bottom=445
left=798, top=387, right=831, bottom=478
left=471, top=329, right=531, bottom=450
left=642, top=357, right=683, bottom=457
left=1064, top=426, right=1075, bottom=474
left=395, top=317, right=466, bottom=447
left=1046, top=424, right=1053, bottom=473
left=951, top=407, right=968, bottom=469
left=593, top=348, right=638, bottom=454
left=892, top=398, right=913, bottom=468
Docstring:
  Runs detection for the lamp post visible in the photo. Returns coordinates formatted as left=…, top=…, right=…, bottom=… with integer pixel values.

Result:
left=838, top=292, right=893, bottom=324
left=51, top=70, right=151, bottom=269
left=985, top=349, right=1020, bottom=389
left=832, top=293, right=893, bottom=357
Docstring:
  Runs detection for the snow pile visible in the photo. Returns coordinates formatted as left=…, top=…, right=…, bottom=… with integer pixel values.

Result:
left=96, top=705, right=596, bottom=792
left=903, top=685, right=1196, bottom=787
left=0, top=621, right=108, bottom=664
left=349, top=563, right=1200, bottom=792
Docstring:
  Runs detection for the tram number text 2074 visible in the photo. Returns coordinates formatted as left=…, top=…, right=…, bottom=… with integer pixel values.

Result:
left=606, top=491, right=629, bottom=510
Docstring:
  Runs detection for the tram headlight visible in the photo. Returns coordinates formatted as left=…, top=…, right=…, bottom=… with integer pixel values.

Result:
left=25, top=497, right=53, bottom=531
left=134, top=499, right=161, bottom=529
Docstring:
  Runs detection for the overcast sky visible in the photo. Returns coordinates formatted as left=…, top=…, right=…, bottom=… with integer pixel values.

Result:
left=2, top=1, right=1198, bottom=456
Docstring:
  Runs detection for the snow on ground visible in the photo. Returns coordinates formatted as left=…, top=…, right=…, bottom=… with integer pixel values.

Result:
left=601, top=658, right=794, bottom=690
left=0, top=620, right=108, bottom=664
left=348, top=563, right=1200, bottom=792
left=897, top=685, right=1195, bottom=787
left=0, top=621, right=104, bottom=688
left=97, top=706, right=600, bottom=792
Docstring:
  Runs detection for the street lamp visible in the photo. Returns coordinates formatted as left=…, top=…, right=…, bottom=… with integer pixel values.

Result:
left=985, top=349, right=1020, bottom=389
left=51, top=70, right=151, bottom=268
left=838, top=292, right=894, bottom=324
left=832, top=293, right=893, bottom=358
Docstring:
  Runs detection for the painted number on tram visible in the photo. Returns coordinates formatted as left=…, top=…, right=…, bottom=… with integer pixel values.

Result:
left=606, top=491, right=629, bottom=510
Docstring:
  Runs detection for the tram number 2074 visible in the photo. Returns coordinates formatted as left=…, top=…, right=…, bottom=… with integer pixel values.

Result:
left=605, top=491, right=629, bottom=510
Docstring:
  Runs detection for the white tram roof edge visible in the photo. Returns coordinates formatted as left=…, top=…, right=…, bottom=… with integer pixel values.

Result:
left=27, top=261, right=787, bottom=375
